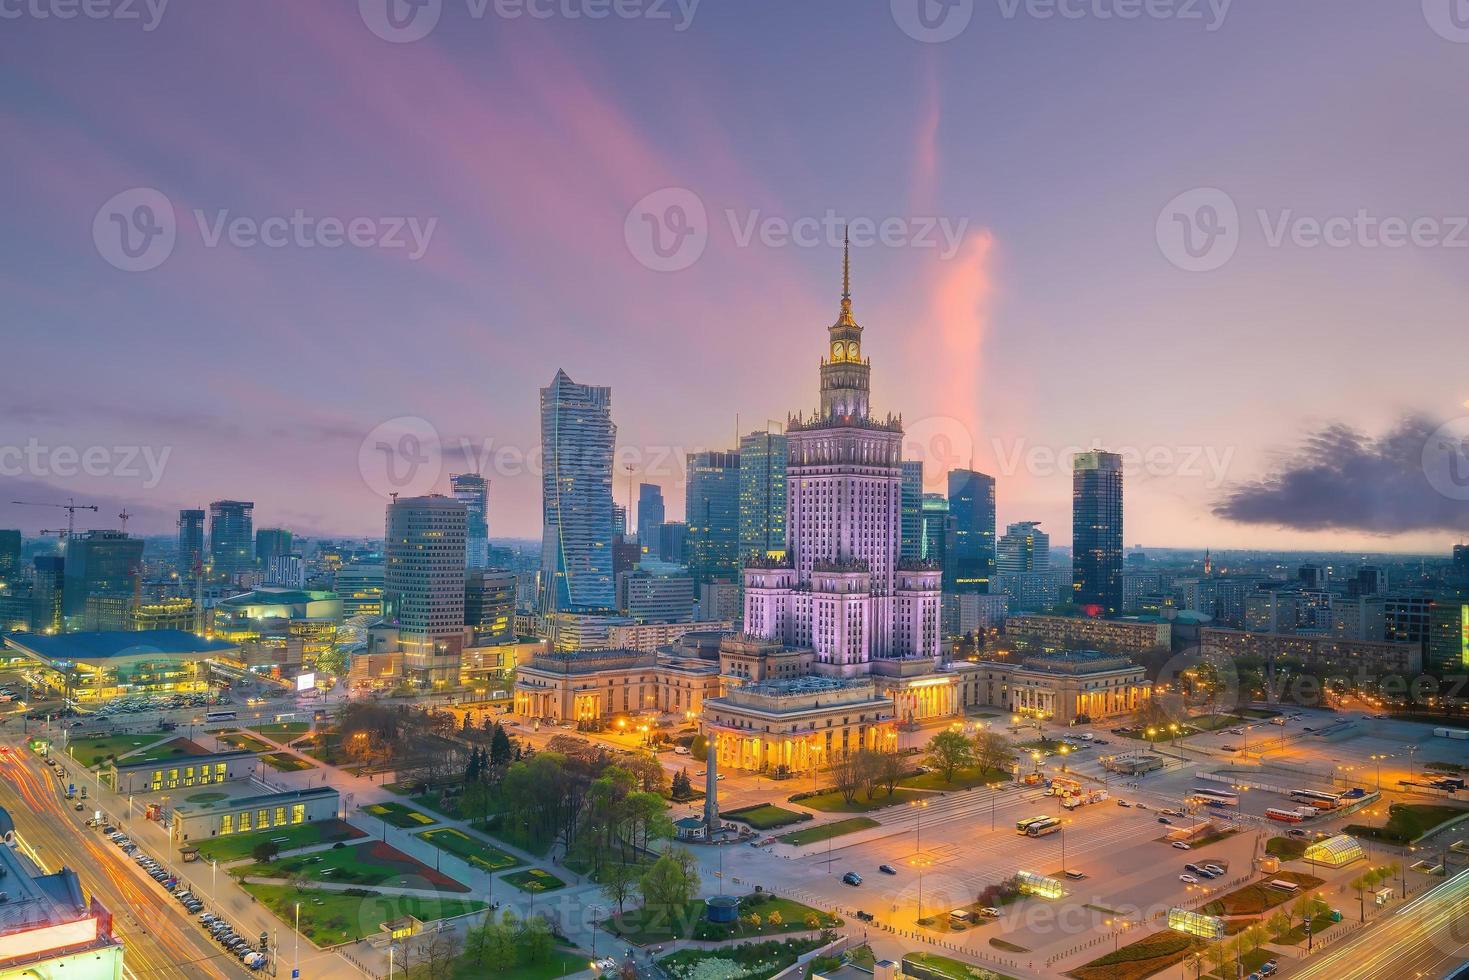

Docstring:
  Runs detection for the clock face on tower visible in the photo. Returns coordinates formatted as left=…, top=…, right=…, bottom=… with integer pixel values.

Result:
left=846, top=341, right=859, bottom=360
left=832, top=341, right=844, bottom=361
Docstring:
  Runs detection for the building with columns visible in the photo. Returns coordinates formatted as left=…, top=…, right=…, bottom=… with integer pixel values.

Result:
left=966, top=650, right=1150, bottom=724
left=703, top=675, right=897, bottom=774
left=513, top=649, right=721, bottom=723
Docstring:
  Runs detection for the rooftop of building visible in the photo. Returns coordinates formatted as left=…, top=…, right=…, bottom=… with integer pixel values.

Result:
left=173, top=783, right=338, bottom=815
left=980, top=649, right=1142, bottom=676
left=216, top=588, right=339, bottom=608
left=0, top=809, right=120, bottom=958
left=2, top=629, right=239, bottom=662
left=108, top=739, right=257, bottom=770
left=737, top=675, right=873, bottom=697
left=524, top=648, right=656, bottom=674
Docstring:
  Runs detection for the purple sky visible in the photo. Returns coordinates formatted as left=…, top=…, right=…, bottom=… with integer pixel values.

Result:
left=3, top=0, right=1468, bottom=550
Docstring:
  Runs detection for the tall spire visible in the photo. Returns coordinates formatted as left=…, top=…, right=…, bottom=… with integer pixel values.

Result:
left=836, top=227, right=858, bottom=328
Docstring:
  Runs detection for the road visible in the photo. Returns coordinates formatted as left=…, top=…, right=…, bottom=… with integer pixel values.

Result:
left=0, top=748, right=247, bottom=980
left=1290, top=868, right=1469, bottom=980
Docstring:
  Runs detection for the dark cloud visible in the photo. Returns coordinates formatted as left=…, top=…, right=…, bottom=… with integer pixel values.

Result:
left=1213, top=415, right=1469, bottom=535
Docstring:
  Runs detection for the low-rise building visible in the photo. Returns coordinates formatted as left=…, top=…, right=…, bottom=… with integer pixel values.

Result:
left=3, top=630, right=239, bottom=701
left=1005, top=615, right=1171, bottom=656
left=964, top=650, right=1151, bottom=724
left=513, top=649, right=722, bottom=723
left=1200, top=628, right=1422, bottom=675
left=170, top=785, right=340, bottom=845
left=703, top=675, right=897, bottom=774
left=607, top=620, right=733, bottom=654
left=102, top=742, right=258, bottom=794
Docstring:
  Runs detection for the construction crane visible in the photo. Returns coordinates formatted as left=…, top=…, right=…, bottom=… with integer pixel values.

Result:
left=118, top=509, right=132, bottom=533
left=11, top=498, right=100, bottom=539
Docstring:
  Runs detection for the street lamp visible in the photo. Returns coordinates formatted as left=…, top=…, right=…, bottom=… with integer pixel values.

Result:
left=910, top=799, right=928, bottom=854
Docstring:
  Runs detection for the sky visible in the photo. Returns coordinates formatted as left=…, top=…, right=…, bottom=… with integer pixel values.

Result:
left=3, top=0, right=1469, bottom=551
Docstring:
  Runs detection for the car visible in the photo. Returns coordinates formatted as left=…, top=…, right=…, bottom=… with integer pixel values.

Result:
left=72, top=800, right=84, bottom=810
left=1157, top=817, right=1172, bottom=825
left=1135, top=802, right=1149, bottom=810
left=1288, top=828, right=1308, bottom=838
left=1179, top=874, right=1199, bottom=883
left=1203, top=864, right=1225, bottom=876
left=1161, top=808, right=1185, bottom=817
left=1117, top=800, right=1132, bottom=807
left=978, top=907, right=1001, bottom=917
left=1185, top=863, right=1204, bottom=874
left=695, top=770, right=707, bottom=777
left=878, top=864, right=897, bottom=875
left=1197, top=868, right=1219, bottom=879
left=842, top=872, right=863, bottom=886
left=1172, top=841, right=1192, bottom=850
left=1259, top=960, right=1278, bottom=976
left=673, top=746, right=690, bottom=755
left=200, top=913, right=217, bottom=924
left=854, top=910, right=875, bottom=922
left=102, top=825, right=116, bottom=834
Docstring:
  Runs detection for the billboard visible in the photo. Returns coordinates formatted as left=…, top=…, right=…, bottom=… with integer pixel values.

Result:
left=295, top=672, right=317, bottom=692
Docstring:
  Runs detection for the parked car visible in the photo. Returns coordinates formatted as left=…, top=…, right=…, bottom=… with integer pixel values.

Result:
left=1064, top=870, right=1087, bottom=880
left=842, top=872, right=863, bottom=886
left=1179, top=874, right=1199, bottom=884
left=1157, top=817, right=1172, bottom=825
left=879, top=864, right=897, bottom=875
left=1185, top=864, right=1204, bottom=875
left=1259, top=960, right=1278, bottom=976
left=854, top=910, right=874, bottom=922
left=1172, top=841, right=1192, bottom=850
left=1203, top=864, right=1225, bottom=877
left=1117, top=800, right=1132, bottom=808
left=978, top=907, right=1001, bottom=917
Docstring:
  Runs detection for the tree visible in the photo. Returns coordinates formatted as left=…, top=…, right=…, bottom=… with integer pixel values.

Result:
left=490, top=723, right=513, bottom=768
left=639, top=849, right=699, bottom=922
left=520, top=913, right=554, bottom=963
left=853, top=749, right=883, bottom=800
left=877, top=747, right=905, bottom=798
left=409, top=928, right=462, bottom=980
left=972, top=730, right=1016, bottom=777
left=600, top=859, right=641, bottom=915
left=483, top=910, right=519, bottom=973
left=689, top=733, right=708, bottom=760
left=671, top=768, right=693, bottom=801
left=251, top=840, right=281, bottom=864
left=831, top=750, right=861, bottom=806
left=766, top=910, right=783, bottom=929
left=745, top=911, right=762, bottom=930
left=925, top=730, right=974, bottom=783
left=1204, top=941, right=1228, bottom=978
left=803, top=912, right=821, bottom=931
left=1266, top=910, right=1291, bottom=941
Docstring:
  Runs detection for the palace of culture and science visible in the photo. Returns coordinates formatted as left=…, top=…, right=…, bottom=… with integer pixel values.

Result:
left=515, top=246, right=1151, bottom=774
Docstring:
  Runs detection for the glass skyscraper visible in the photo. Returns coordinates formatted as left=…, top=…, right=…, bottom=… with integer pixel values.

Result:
left=208, top=500, right=255, bottom=582
left=1072, top=450, right=1124, bottom=615
left=539, top=369, right=616, bottom=613
left=451, top=472, right=490, bottom=568
left=997, top=521, right=1050, bottom=573
left=637, top=483, right=664, bottom=551
left=920, top=493, right=948, bottom=566
left=945, top=469, right=996, bottom=593
left=176, top=509, right=205, bottom=577
left=738, top=431, right=787, bottom=561
left=61, top=530, right=144, bottom=631
left=686, top=450, right=741, bottom=585
left=384, top=494, right=467, bottom=686
left=899, top=460, right=924, bottom=561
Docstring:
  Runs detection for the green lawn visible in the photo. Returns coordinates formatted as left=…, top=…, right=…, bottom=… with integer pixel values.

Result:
left=450, top=947, right=586, bottom=980
left=185, top=790, right=228, bottom=803
left=777, top=817, right=878, bottom=846
left=417, top=827, right=521, bottom=872
left=215, top=730, right=274, bottom=753
left=503, top=868, right=566, bottom=893
left=793, top=787, right=927, bottom=813
left=1345, top=804, right=1469, bottom=845
left=67, top=732, right=170, bottom=767
left=235, top=840, right=470, bottom=892
left=904, top=952, right=1019, bottom=980
left=1266, top=836, right=1309, bottom=860
left=241, top=882, right=484, bottom=945
left=252, top=722, right=310, bottom=737
left=192, top=819, right=365, bottom=863
left=720, top=804, right=809, bottom=830
left=1280, top=911, right=1337, bottom=945
left=659, top=937, right=827, bottom=980
left=609, top=895, right=838, bottom=943
left=122, top=738, right=212, bottom=765
left=363, top=801, right=439, bottom=828
left=260, top=752, right=315, bottom=772
left=1200, top=871, right=1325, bottom=916
left=900, top=766, right=1010, bottom=791
left=1065, top=930, right=1203, bottom=980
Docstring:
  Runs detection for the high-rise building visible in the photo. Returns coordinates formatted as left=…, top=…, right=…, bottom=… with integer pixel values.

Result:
left=254, top=528, right=294, bottom=569
left=612, top=503, right=628, bottom=538
left=945, top=469, right=996, bottom=594
left=176, top=509, right=205, bottom=576
left=618, top=562, right=695, bottom=624
left=335, top=560, right=385, bottom=618
left=919, top=493, right=948, bottom=565
left=208, top=500, right=255, bottom=581
left=739, top=431, right=787, bottom=561
left=686, top=450, right=741, bottom=585
left=1452, top=544, right=1468, bottom=582
left=743, top=238, right=940, bottom=675
left=61, top=530, right=143, bottom=631
left=899, top=461, right=924, bottom=561
left=31, top=554, right=64, bottom=632
left=658, top=521, right=688, bottom=564
left=0, top=528, right=21, bottom=580
left=539, top=369, right=616, bottom=613
left=451, top=472, right=490, bottom=568
left=1298, top=563, right=1327, bottom=591
left=266, top=554, right=306, bottom=589
left=465, top=569, right=516, bottom=645
left=1072, top=450, right=1123, bottom=616
left=384, top=494, right=467, bottom=686
left=1427, top=596, right=1469, bottom=673
left=637, top=483, right=665, bottom=549
left=1355, top=565, right=1387, bottom=596
left=997, top=521, right=1050, bottom=574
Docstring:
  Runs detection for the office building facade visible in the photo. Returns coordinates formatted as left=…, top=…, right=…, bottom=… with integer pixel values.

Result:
left=539, top=369, right=617, bottom=613
left=1072, top=451, right=1123, bottom=615
left=686, top=450, right=741, bottom=585
left=384, top=495, right=467, bottom=686
left=451, top=472, right=490, bottom=568
left=208, top=500, right=255, bottom=582
left=738, top=430, right=787, bottom=561
left=945, top=469, right=996, bottom=593
left=997, top=521, right=1050, bottom=574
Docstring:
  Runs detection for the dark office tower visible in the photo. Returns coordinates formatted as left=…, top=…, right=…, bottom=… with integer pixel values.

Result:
left=464, top=569, right=516, bottom=645
left=637, top=483, right=665, bottom=552
left=450, top=472, right=490, bottom=569
left=686, top=450, right=741, bottom=585
left=539, top=369, right=616, bottom=612
left=1454, top=545, right=1469, bottom=583
left=1298, top=564, right=1327, bottom=591
left=208, top=500, right=255, bottom=581
left=997, top=521, right=1050, bottom=573
left=0, top=529, right=20, bottom=581
left=384, top=494, right=467, bottom=686
left=1356, top=566, right=1387, bottom=596
left=176, top=509, right=205, bottom=576
left=1072, top=450, right=1124, bottom=616
left=612, top=504, right=628, bottom=538
left=945, top=469, right=996, bottom=593
left=658, top=522, right=688, bottom=564
left=61, top=530, right=144, bottom=631
left=254, top=528, right=294, bottom=568
left=31, top=555, right=64, bottom=633
left=739, top=431, right=787, bottom=560
left=920, top=494, right=948, bottom=566
left=899, top=461, right=924, bottom=561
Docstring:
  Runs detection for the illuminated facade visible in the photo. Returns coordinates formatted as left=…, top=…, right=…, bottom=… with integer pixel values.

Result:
left=3, top=629, right=237, bottom=700
left=384, top=494, right=467, bottom=685
left=703, top=675, right=896, bottom=773
left=212, top=587, right=342, bottom=675
left=513, top=649, right=721, bottom=722
left=106, top=745, right=258, bottom=794
left=968, top=651, right=1150, bottom=724
left=0, top=810, right=124, bottom=980
left=171, top=786, right=339, bottom=844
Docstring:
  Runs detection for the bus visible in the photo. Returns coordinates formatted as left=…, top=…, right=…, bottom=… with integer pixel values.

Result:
left=1266, top=807, right=1307, bottom=823
left=1026, top=818, right=1062, bottom=837
left=1015, top=815, right=1052, bottom=834
left=1190, top=787, right=1240, bottom=807
left=1289, top=789, right=1341, bottom=808
left=204, top=710, right=237, bottom=723
left=1265, top=879, right=1300, bottom=892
